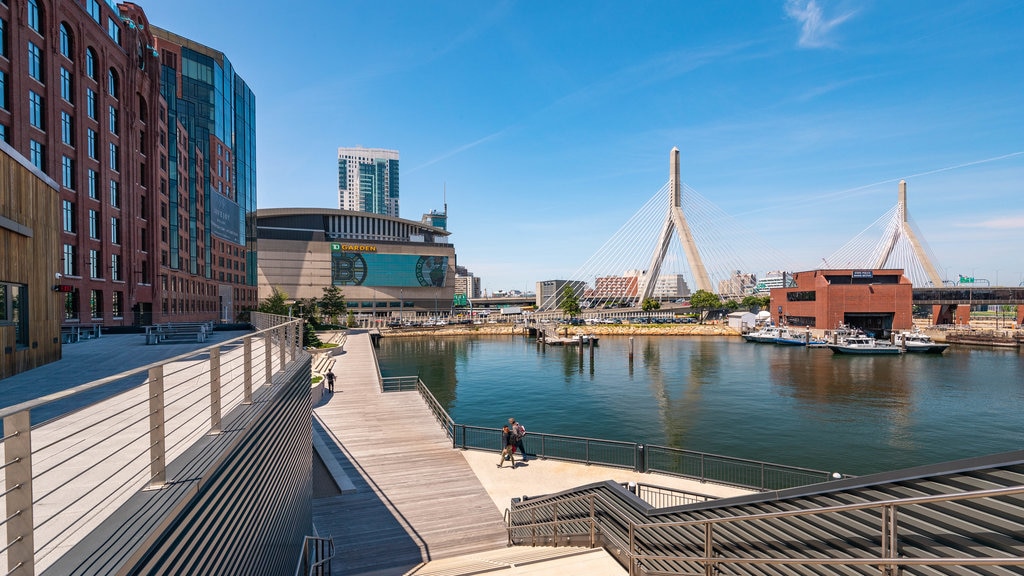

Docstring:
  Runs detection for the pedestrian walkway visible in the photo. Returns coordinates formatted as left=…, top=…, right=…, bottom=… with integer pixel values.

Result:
left=312, top=332, right=754, bottom=575
left=312, top=332, right=510, bottom=575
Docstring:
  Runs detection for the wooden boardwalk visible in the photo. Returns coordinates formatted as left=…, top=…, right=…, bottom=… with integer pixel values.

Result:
left=312, top=331, right=508, bottom=576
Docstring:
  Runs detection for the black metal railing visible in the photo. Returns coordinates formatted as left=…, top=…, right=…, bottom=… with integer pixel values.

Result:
left=383, top=375, right=842, bottom=492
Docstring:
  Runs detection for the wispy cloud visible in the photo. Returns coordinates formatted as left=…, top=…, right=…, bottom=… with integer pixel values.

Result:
left=785, top=0, right=857, bottom=48
left=411, top=128, right=512, bottom=172
left=954, top=215, right=1024, bottom=230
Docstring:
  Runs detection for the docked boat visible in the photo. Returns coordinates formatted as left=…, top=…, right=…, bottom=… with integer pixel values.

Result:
left=743, top=326, right=791, bottom=343
left=893, top=331, right=949, bottom=354
left=774, top=330, right=828, bottom=347
left=827, top=334, right=904, bottom=355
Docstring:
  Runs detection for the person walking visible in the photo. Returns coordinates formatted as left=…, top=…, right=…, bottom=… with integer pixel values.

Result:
left=509, top=417, right=527, bottom=461
left=325, top=370, right=336, bottom=393
left=497, top=425, right=516, bottom=468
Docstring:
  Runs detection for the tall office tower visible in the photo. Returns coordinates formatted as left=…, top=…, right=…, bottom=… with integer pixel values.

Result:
left=338, top=147, right=400, bottom=217
left=151, top=25, right=257, bottom=322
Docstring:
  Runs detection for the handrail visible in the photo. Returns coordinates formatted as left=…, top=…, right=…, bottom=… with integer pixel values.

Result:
left=382, top=373, right=842, bottom=492
left=507, top=481, right=1024, bottom=573
left=293, top=535, right=334, bottom=576
left=0, top=320, right=301, bottom=421
left=1, top=316, right=306, bottom=574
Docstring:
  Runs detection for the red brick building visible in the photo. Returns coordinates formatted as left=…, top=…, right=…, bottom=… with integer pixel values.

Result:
left=0, top=1, right=255, bottom=331
left=770, top=269, right=913, bottom=336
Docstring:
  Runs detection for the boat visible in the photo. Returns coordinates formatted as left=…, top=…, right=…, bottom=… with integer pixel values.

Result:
left=774, top=330, right=828, bottom=347
left=827, top=334, right=904, bottom=355
left=743, top=325, right=791, bottom=343
left=893, top=330, right=949, bottom=354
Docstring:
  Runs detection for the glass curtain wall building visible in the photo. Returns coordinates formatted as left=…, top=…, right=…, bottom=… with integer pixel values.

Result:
left=338, top=147, right=400, bottom=217
left=152, top=26, right=257, bottom=320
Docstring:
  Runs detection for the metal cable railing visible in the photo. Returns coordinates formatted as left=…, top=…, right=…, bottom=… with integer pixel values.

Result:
left=506, top=472, right=1024, bottom=575
left=0, top=318, right=305, bottom=575
left=382, top=374, right=842, bottom=491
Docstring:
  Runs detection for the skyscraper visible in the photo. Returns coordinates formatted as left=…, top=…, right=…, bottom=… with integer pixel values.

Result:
left=337, top=147, right=399, bottom=217
left=151, top=25, right=258, bottom=321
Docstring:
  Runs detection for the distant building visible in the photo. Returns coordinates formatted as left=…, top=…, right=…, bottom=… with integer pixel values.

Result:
left=536, top=280, right=587, bottom=309
left=589, top=274, right=639, bottom=300
left=754, top=271, right=795, bottom=294
left=718, top=271, right=757, bottom=299
left=453, top=266, right=481, bottom=300
left=337, top=147, right=400, bottom=217
left=652, top=274, right=691, bottom=299
left=255, top=208, right=454, bottom=318
left=769, top=269, right=912, bottom=335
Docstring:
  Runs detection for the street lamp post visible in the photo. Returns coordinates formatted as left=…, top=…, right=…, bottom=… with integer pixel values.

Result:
left=400, top=288, right=404, bottom=322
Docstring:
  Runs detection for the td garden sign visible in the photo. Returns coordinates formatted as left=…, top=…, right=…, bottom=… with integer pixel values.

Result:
left=331, top=243, right=377, bottom=252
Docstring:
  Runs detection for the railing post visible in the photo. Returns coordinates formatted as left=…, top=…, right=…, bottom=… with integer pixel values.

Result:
left=761, top=461, right=766, bottom=490
left=264, top=330, right=274, bottom=385
left=148, top=365, right=166, bottom=488
left=209, top=346, right=222, bottom=434
left=628, top=520, right=636, bottom=576
left=881, top=504, right=899, bottom=576
left=278, top=325, right=287, bottom=371
left=552, top=502, right=559, bottom=546
left=704, top=522, right=714, bottom=576
left=4, top=409, right=34, bottom=576
left=589, top=494, right=596, bottom=548
left=243, top=336, right=253, bottom=404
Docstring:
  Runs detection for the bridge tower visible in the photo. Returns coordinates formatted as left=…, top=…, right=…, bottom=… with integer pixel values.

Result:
left=874, top=180, right=944, bottom=287
left=637, top=148, right=713, bottom=300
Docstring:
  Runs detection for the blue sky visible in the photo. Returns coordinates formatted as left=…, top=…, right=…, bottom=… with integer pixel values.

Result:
left=143, top=0, right=1024, bottom=292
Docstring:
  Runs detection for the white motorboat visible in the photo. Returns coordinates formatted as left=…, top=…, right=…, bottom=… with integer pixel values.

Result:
left=827, top=334, right=904, bottom=355
left=743, top=326, right=791, bottom=343
left=894, top=331, right=949, bottom=354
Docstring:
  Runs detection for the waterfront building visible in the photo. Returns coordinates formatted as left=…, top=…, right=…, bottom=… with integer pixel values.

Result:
left=0, top=0, right=255, bottom=335
left=254, top=207, right=455, bottom=318
left=536, top=279, right=587, bottom=309
left=338, top=146, right=400, bottom=217
left=151, top=25, right=258, bottom=323
left=652, top=273, right=691, bottom=299
left=770, top=268, right=912, bottom=334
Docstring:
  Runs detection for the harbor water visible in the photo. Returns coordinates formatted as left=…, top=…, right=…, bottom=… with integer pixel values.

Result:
left=377, top=334, right=1024, bottom=476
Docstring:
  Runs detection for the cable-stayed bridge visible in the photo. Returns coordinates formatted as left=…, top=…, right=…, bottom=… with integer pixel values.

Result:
left=538, top=148, right=947, bottom=311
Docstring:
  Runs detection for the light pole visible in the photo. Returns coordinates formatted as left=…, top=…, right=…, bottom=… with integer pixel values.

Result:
left=400, top=288, right=404, bottom=322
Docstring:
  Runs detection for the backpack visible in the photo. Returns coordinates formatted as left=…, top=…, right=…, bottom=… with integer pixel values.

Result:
left=514, top=423, right=526, bottom=438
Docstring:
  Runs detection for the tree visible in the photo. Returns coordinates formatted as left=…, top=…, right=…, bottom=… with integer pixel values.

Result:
left=641, top=297, right=661, bottom=320
left=689, top=290, right=721, bottom=324
left=319, top=285, right=347, bottom=326
left=741, top=295, right=762, bottom=312
left=723, top=299, right=740, bottom=312
left=297, top=297, right=320, bottom=327
left=257, top=287, right=290, bottom=316
left=302, top=321, right=322, bottom=348
left=559, top=285, right=581, bottom=319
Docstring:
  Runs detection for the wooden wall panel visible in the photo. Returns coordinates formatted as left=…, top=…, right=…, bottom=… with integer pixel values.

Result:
left=0, top=144, right=62, bottom=379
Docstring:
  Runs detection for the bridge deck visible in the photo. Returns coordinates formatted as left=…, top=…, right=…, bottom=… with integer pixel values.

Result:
left=312, top=331, right=508, bottom=575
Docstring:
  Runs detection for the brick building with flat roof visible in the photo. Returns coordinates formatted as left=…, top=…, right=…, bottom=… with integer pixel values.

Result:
left=770, top=269, right=913, bottom=337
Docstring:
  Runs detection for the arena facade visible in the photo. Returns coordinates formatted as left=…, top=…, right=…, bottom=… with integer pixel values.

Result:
left=254, top=208, right=456, bottom=319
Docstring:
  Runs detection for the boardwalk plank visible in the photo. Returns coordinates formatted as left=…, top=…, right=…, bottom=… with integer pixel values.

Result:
left=312, top=331, right=508, bottom=575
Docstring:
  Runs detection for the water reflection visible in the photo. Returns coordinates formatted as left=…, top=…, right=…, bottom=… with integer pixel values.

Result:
left=376, top=335, right=1023, bottom=475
